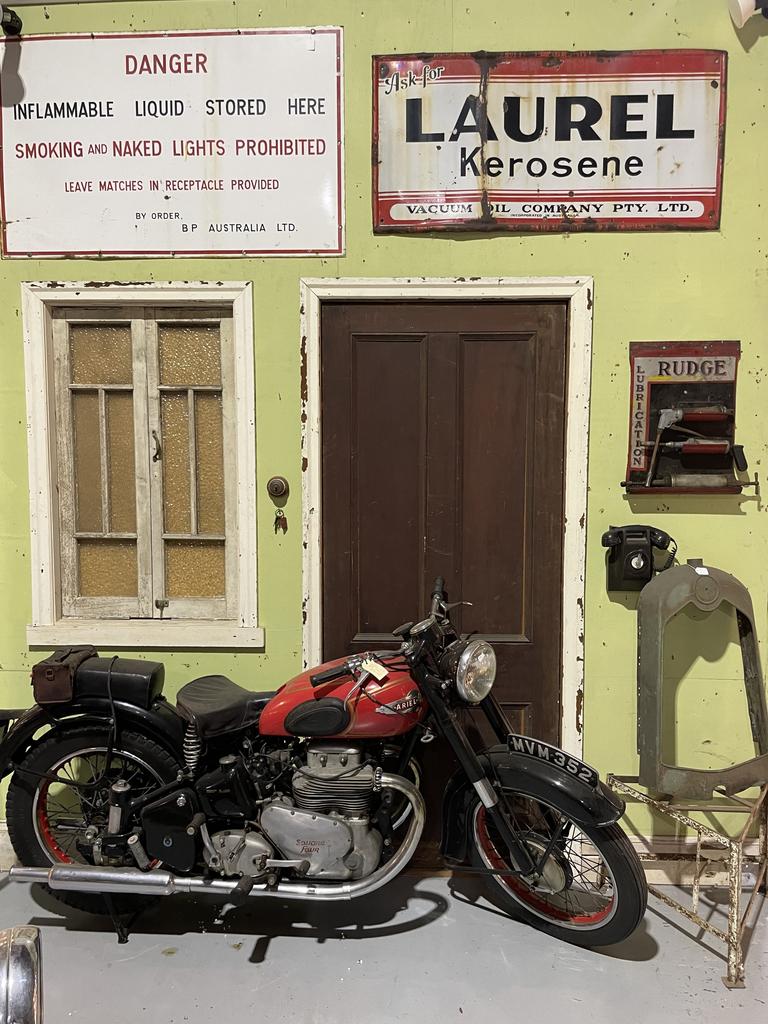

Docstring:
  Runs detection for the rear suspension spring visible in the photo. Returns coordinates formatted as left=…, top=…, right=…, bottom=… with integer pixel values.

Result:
left=183, top=723, right=202, bottom=774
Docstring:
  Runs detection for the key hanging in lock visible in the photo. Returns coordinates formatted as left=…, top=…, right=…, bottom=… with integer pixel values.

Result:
left=274, top=508, right=287, bottom=535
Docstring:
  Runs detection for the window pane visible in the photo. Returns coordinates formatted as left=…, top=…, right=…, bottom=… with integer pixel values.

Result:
left=161, top=393, right=191, bottom=533
left=107, top=391, right=136, bottom=533
left=78, top=539, right=137, bottom=597
left=165, top=540, right=225, bottom=598
left=158, top=324, right=221, bottom=386
left=195, top=392, right=225, bottom=534
left=70, top=324, right=132, bottom=386
left=71, top=391, right=102, bottom=533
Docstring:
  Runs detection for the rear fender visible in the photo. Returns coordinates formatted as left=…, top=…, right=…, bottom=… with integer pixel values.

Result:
left=0, top=708, right=28, bottom=748
left=0, top=698, right=186, bottom=777
left=441, top=744, right=625, bottom=864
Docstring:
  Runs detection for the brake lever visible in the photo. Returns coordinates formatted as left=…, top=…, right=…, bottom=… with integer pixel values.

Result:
left=346, top=669, right=374, bottom=700
left=442, top=600, right=472, bottom=613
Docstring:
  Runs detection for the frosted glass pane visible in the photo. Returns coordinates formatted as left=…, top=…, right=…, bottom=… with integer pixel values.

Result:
left=78, top=540, right=137, bottom=597
left=195, top=392, right=225, bottom=534
left=72, top=391, right=102, bottom=533
left=166, top=540, right=224, bottom=598
left=159, top=324, right=221, bottom=386
left=161, top=393, right=191, bottom=533
left=70, top=324, right=132, bottom=386
left=107, top=392, right=136, bottom=533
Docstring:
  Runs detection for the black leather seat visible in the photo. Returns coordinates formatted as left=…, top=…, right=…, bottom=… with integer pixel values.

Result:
left=175, top=675, right=276, bottom=738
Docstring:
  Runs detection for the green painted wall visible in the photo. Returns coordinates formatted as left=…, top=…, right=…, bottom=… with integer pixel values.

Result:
left=1, top=0, right=767, bottom=837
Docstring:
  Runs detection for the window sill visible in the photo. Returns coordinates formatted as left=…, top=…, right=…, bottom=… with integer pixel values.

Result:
left=27, top=621, right=265, bottom=650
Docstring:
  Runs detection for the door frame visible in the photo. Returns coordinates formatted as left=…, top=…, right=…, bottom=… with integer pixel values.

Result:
left=299, top=277, right=593, bottom=758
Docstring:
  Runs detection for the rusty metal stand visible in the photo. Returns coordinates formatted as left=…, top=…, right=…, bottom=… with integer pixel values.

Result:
left=608, top=775, right=768, bottom=989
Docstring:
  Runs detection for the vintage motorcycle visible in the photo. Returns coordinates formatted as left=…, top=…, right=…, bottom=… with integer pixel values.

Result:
left=1, top=578, right=646, bottom=947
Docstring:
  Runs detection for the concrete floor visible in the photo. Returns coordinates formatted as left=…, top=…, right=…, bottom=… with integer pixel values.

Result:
left=0, top=873, right=766, bottom=1023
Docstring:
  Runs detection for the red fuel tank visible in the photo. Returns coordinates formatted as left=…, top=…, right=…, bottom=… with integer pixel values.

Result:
left=259, top=658, right=427, bottom=739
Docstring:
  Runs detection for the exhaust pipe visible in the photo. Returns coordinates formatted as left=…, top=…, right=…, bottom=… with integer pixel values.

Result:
left=10, top=773, right=425, bottom=903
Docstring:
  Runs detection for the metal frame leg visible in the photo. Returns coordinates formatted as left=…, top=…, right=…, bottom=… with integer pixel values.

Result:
left=723, top=842, right=745, bottom=988
left=608, top=776, right=767, bottom=990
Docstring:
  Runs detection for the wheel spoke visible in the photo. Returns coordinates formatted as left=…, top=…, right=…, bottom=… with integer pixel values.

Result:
left=35, top=745, right=163, bottom=866
left=474, top=794, right=617, bottom=930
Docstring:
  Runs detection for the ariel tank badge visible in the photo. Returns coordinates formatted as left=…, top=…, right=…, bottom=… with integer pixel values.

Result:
left=375, top=690, right=422, bottom=716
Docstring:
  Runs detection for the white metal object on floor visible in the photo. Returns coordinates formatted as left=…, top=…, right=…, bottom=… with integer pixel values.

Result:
left=608, top=774, right=768, bottom=989
left=0, top=925, right=42, bottom=1024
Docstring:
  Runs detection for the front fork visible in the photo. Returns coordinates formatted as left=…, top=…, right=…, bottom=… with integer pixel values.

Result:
left=413, top=669, right=537, bottom=877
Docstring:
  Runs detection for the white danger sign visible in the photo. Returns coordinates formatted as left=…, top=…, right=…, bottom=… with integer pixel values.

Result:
left=0, top=28, right=344, bottom=256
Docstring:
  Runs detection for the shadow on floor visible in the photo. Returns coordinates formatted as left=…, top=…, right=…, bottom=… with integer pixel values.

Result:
left=447, top=871, right=661, bottom=963
left=22, top=873, right=452, bottom=964
left=644, top=884, right=767, bottom=970
left=15, top=870, right=684, bottom=968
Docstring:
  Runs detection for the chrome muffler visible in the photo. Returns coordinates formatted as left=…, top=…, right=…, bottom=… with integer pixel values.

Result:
left=9, top=773, right=424, bottom=903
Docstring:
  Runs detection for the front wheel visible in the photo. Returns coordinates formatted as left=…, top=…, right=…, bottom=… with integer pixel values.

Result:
left=471, top=793, right=647, bottom=947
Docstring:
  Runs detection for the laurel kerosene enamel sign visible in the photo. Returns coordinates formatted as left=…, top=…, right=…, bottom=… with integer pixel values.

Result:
left=373, top=50, right=726, bottom=232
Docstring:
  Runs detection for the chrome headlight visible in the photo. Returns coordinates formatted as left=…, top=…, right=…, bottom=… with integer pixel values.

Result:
left=455, top=640, right=497, bottom=703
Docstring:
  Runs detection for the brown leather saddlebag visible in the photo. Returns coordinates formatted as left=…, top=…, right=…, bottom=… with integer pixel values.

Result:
left=31, top=646, right=98, bottom=704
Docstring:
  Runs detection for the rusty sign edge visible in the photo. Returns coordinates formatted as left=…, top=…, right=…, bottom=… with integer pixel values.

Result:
left=372, top=48, right=727, bottom=235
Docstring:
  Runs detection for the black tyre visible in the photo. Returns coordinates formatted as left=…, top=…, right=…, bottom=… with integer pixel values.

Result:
left=471, top=793, right=647, bottom=947
left=7, top=726, right=180, bottom=915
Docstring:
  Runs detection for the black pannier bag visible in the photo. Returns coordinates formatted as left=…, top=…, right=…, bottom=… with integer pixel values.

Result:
left=74, top=657, right=164, bottom=708
left=31, top=648, right=165, bottom=707
left=31, top=645, right=98, bottom=704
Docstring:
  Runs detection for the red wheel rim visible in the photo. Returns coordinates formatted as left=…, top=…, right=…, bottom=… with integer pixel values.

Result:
left=33, top=747, right=163, bottom=866
left=474, top=805, right=616, bottom=928
left=36, top=779, right=72, bottom=863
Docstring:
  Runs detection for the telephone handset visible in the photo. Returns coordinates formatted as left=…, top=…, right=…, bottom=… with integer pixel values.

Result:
left=602, top=524, right=671, bottom=551
left=601, top=524, right=677, bottom=591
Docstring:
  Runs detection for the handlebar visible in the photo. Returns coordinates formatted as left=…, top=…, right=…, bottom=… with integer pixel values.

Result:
left=430, top=576, right=446, bottom=615
left=309, top=663, right=349, bottom=688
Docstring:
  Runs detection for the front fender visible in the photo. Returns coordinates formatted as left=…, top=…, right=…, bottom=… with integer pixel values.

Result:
left=0, top=697, right=185, bottom=777
left=441, top=744, right=625, bottom=864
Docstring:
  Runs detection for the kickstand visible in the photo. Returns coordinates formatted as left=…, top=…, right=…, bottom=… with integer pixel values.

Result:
left=102, top=894, right=142, bottom=944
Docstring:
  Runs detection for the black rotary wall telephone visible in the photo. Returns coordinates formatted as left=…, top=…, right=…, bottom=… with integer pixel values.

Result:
left=601, top=524, right=677, bottom=591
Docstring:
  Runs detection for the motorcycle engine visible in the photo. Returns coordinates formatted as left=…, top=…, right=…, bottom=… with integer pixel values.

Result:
left=260, top=743, right=383, bottom=880
left=203, top=829, right=274, bottom=878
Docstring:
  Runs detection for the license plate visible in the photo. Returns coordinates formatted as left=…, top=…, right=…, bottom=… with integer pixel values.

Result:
left=507, top=733, right=599, bottom=788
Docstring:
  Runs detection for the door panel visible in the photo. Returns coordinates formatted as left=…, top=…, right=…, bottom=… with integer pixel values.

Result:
left=458, top=334, right=534, bottom=641
left=355, top=336, right=426, bottom=640
left=320, top=302, right=567, bottom=744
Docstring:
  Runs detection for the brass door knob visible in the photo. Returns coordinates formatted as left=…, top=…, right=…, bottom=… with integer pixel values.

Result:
left=267, top=476, right=289, bottom=499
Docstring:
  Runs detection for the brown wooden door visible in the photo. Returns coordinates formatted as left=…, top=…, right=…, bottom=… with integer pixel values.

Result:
left=320, top=301, right=568, bottom=743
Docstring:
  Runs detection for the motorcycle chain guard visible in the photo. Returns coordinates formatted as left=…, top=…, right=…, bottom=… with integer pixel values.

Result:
left=141, top=788, right=199, bottom=872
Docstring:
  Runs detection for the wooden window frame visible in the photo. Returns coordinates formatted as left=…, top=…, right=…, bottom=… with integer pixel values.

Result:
left=53, top=307, right=149, bottom=620
left=23, top=282, right=262, bottom=649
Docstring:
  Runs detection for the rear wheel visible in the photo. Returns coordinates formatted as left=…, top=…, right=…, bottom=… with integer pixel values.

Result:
left=471, top=793, right=647, bottom=947
left=7, top=727, right=179, bottom=915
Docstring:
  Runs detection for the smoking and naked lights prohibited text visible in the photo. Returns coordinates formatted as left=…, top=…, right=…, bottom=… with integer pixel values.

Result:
left=373, top=50, right=726, bottom=233
left=0, top=28, right=344, bottom=257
